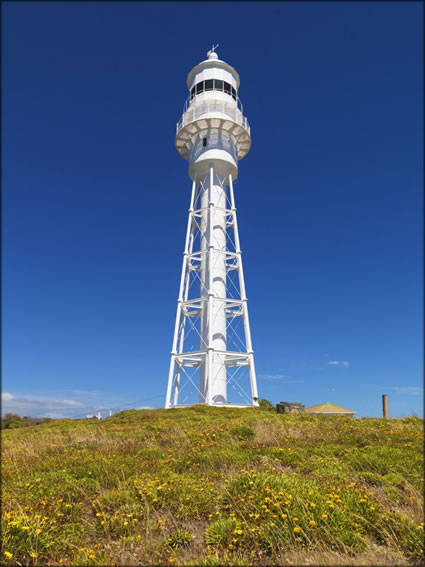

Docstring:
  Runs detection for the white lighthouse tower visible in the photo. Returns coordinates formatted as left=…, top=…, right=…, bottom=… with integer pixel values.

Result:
left=165, top=47, right=259, bottom=408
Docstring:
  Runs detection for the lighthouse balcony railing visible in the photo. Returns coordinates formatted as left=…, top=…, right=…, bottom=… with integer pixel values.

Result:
left=182, top=91, right=244, bottom=116
left=176, top=102, right=250, bottom=136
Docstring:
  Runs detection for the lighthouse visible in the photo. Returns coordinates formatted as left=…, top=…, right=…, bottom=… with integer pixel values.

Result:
left=165, top=48, right=259, bottom=408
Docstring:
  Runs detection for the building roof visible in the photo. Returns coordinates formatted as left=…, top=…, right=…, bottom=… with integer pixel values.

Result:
left=304, top=402, right=356, bottom=415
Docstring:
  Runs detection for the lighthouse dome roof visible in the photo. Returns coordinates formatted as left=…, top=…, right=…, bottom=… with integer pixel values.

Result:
left=186, top=54, right=240, bottom=89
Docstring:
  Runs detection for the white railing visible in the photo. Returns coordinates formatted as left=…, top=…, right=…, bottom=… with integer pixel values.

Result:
left=181, top=92, right=244, bottom=115
left=176, top=102, right=250, bottom=135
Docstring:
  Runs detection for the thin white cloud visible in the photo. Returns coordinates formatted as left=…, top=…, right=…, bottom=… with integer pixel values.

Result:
left=2, top=392, right=87, bottom=417
left=62, top=399, right=86, bottom=407
left=2, top=391, right=155, bottom=419
left=328, top=361, right=349, bottom=367
left=258, top=373, right=288, bottom=380
left=2, top=392, right=15, bottom=401
left=258, top=374, right=301, bottom=383
left=69, top=390, right=104, bottom=397
left=390, top=386, right=423, bottom=396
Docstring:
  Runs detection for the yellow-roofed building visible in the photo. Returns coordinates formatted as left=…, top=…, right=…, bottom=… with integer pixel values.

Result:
left=304, top=402, right=356, bottom=416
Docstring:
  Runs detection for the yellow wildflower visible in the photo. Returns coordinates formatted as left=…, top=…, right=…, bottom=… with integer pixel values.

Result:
left=293, top=526, right=301, bottom=533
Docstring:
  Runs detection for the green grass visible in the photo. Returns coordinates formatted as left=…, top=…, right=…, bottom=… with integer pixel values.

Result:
left=2, top=407, right=424, bottom=565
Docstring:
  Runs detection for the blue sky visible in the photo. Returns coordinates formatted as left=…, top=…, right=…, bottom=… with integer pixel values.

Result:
left=3, top=2, right=423, bottom=418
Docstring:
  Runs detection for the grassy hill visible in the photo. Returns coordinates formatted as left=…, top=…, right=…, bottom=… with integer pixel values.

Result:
left=2, top=406, right=424, bottom=566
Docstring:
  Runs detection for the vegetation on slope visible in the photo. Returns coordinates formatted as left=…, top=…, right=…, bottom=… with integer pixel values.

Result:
left=2, top=406, right=424, bottom=565
left=1, top=413, right=53, bottom=429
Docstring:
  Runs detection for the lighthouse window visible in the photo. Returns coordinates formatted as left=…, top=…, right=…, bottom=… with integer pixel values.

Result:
left=203, top=137, right=207, bottom=147
left=189, top=79, right=237, bottom=101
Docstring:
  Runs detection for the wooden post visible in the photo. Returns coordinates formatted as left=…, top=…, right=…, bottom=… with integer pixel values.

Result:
left=382, top=394, right=388, bottom=419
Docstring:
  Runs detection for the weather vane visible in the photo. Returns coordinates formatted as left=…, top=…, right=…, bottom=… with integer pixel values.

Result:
left=207, top=44, right=219, bottom=57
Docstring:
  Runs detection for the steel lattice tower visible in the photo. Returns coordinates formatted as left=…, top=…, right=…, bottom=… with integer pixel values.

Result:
left=165, top=48, right=259, bottom=408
